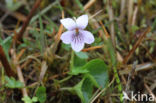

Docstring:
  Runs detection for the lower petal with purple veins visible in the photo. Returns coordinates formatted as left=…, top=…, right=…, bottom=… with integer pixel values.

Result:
left=71, top=41, right=84, bottom=52
left=71, top=33, right=85, bottom=52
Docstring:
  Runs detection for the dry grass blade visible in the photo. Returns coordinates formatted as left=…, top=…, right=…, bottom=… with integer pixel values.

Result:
left=120, top=0, right=126, bottom=20
left=132, top=5, right=138, bottom=26
left=99, top=21, right=110, bottom=39
left=16, top=48, right=26, bottom=61
left=11, top=49, right=28, bottom=97
left=82, top=45, right=103, bottom=52
left=16, top=66, right=28, bottom=97
left=53, top=24, right=64, bottom=54
left=39, top=61, right=48, bottom=82
left=128, top=0, right=134, bottom=26
left=119, top=62, right=156, bottom=75
left=107, top=0, right=115, bottom=47
left=123, top=27, right=151, bottom=64
left=44, top=11, right=64, bottom=63
left=84, top=0, right=96, bottom=11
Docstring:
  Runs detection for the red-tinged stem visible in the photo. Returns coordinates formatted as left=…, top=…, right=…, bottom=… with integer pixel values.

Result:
left=0, top=45, right=15, bottom=77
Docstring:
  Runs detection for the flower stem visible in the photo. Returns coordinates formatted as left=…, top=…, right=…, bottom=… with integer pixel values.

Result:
left=58, top=51, right=74, bottom=84
left=59, top=75, right=72, bottom=84
left=59, top=87, right=73, bottom=91
left=70, top=50, right=74, bottom=71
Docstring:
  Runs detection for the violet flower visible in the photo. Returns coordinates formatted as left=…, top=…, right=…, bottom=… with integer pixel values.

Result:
left=60, top=15, right=95, bottom=52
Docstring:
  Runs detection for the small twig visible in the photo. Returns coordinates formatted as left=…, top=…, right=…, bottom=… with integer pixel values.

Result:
left=90, top=76, right=115, bottom=103
left=89, top=87, right=101, bottom=103
left=14, top=0, right=42, bottom=44
left=123, top=61, right=137, bottom=103
left=144, top=83, right=156, bottom=102
left=119, top=62, right=156, bottom=75
left=125, top=61, right=137, bottom=91
left=123, top=27, right=151, bottom=64
left=0, top=45, right=15, bottom=77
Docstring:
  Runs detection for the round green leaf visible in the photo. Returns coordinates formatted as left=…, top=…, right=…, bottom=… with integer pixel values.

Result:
left=83, top=59, right=109, bottom=88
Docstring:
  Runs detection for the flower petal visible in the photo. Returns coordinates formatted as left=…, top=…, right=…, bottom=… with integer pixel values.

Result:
left=71, top=33, right=85, bottom=52
left=71, top=41, right=84, bottom=52
left=76, top=15, right=88, bottom=29
left=60, top=18, right=76, bottom=30
left=60, top=31, right=75, bottom=44
left=80, top=30, right=94, bottom=44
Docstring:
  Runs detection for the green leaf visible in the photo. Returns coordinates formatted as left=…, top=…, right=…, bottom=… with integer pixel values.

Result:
left=74, top=54, right=87, bottom=67
left=22, top=96, right=32, bottom=103
left=36, top=86, right=47, bottom=103
left=0, top=36, right=12, bottom=61
left=5, top=0, right=22, bottom=11
left=69, top=67, right=89, bottom=75
left=92, top=37, right=103, bottom=46
left=131, top=25, right=139, bottom=33
left=81, top=78, right=93, bottom=103
left=73, top=80, right=84, bottom=102
left=75, top=52, right=88, bottom=59
left=73, top=77, right=93, bottom=103
left=45, top=24, right=54, bottom=34
left=5, top=76, right=24, bottom=88
left=71, top=59, right=108, bottom=103
left=32, top=97, right=38, bottom=102
left=83, top=59, right=109, bottom=88
left=70, top=52, right=87, bottom=75
left=22, top=96, right=38, bottom=103
left=61, top=44, right=71, bottom=51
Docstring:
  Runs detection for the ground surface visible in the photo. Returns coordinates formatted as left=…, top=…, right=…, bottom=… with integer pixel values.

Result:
left=0, top=0, right=156, bottom=103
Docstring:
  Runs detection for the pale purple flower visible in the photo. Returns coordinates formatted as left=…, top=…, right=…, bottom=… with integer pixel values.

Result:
left=60, top=15, right=95, bottom=52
